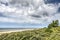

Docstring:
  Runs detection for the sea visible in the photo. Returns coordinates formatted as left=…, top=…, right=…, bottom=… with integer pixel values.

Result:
left=0, top=28, right=34, bottom=32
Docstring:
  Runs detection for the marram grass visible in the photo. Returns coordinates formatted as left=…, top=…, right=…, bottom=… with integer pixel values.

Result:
left=0, top=27, right=60, bottom=40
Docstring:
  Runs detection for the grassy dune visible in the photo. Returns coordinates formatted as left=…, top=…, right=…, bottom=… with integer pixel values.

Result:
left=0, top=27, right=60, bottom=40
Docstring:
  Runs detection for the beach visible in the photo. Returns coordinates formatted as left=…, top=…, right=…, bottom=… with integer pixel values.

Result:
left=0, top=29, right=34, bottom=35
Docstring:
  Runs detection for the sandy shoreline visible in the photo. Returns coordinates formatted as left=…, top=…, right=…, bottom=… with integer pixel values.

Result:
left=0, top=29, right=34, bottom=35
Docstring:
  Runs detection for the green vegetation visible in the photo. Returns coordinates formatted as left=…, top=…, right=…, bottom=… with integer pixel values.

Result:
left=48, top=20, right=59, bottom=28
left=45, top=20, right=59, bottom=33
left=0, top=20, right=60, bottom=40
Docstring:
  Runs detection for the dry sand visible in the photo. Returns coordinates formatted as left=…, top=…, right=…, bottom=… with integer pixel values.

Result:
left=0, top=29, right=34, bottom=35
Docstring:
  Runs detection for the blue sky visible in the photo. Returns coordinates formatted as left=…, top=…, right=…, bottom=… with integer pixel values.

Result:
left=0, top=0, right=60, bottom=28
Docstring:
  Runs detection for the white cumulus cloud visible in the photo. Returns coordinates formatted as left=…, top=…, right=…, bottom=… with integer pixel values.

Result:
left=0, top=0, right=60, bottom=26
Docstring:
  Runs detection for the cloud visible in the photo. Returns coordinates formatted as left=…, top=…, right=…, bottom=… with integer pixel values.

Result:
left=44, top=0, right=60, bottom=4
left=0, top=0, right=60, bottom=27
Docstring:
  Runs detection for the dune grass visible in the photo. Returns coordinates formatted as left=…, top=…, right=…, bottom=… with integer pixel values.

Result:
left=0, top=27, right=60, bottom=40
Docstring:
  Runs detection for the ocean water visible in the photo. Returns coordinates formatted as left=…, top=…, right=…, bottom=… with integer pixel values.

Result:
left=0, top=28, right=33, bottom=32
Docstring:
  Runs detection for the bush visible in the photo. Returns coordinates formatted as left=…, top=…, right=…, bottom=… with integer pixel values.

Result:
left=48, top=20, right=59, bottom=28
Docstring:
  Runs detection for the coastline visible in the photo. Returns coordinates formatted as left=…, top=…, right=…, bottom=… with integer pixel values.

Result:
left=0, top=29, right=34, bottom=35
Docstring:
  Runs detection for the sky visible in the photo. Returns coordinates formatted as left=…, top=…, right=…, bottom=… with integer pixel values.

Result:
left=0, top=0, right=60, bottom=28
